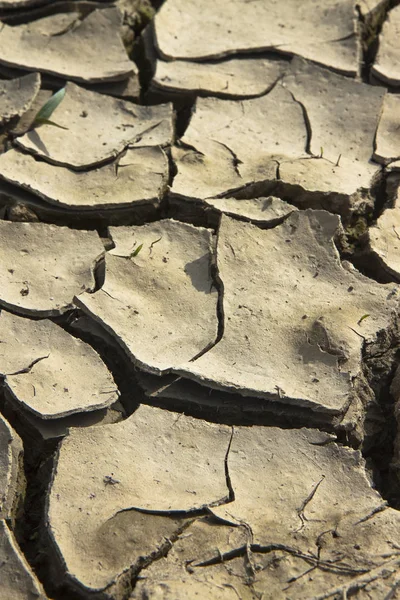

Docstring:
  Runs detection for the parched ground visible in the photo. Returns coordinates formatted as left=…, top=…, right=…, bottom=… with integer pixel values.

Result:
left=0, top=1, right=400, bottom=599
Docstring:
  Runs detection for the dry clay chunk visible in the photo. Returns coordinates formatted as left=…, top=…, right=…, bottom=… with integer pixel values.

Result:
left=368, top=183, right=400, bottom=279
left=176, top=212, right=398, bottom=415
left=0, top=0, right=51, bottom=6
left=0, top=415, right=22, bottom=520
left=374, top=94, right=400, bottom=164
left=277, top=155, right=380, bottom=217
left=372, top=5, right=400, bottom=86
left=0, top=147, right=169, bottom=210
left=0, top=8, right=133, bottom=84
left=204, top=196, right=297, bottom=224
left=76, top=220, right=218, bottom=374
left=0, top=520, right=47, bottom=600
left=47, top=405, right=231, bottom=591
left=134, top=513, right=400, bottom=599
left=211, top=427, right=382, bottom=545
left=172, top=84, right=307, bottom=200
left=172, top=61, right=382, bottom=217
left=16, top=82, right=173, bottom=169
left=276, top=58, right=383, bottom=214
left=130, top=427, right=400, bottom=600
left=131, top=517, right=250, bottom=600
left=0, top=73, right=40, bottom=124
left=0, top=311, right=118, bottom=419
left=152, top=56, right=285, bottom=98
left=154, top=0, right=359, bottom=75
left=0, top=221, right=104, bottom=316
left=283, top=57, right=385, bottom=164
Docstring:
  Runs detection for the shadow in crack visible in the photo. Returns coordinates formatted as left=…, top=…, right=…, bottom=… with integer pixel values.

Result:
left=184, top=255, right=214, bottom=293
left=24, top=129, right=50, bottom=157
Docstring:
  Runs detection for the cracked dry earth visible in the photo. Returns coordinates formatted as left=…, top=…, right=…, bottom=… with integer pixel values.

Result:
left=1, top=2, right=400, bottom=600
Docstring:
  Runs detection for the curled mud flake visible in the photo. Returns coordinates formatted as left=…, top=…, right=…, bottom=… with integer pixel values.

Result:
left=202, top=196, right=297, bottom=226
left=0, top=8, right=133, bottom=84
left=150, top=55, right=286, bottom=98
left=0, top=147, right=169, bottom=211
left=0, top=311, right=119, bottom=419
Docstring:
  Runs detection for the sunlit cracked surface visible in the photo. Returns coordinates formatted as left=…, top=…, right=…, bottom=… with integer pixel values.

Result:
left=0, top=1, right=399, bottom=599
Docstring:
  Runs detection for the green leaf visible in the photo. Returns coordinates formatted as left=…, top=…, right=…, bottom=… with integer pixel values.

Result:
left=130, top=243, right=143, bottom=258
left=357, top=314, right=370, bottom=325
left=33, top=117, right=69, bottom=130
left=33, top=87, right=66, bottom=125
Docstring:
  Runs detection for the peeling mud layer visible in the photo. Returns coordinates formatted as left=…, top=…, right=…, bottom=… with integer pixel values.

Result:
left=1, top=1, right=400, bottom=600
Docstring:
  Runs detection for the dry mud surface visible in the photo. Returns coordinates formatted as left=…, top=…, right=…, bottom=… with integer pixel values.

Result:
left=0, top=1, right=400, bottom=599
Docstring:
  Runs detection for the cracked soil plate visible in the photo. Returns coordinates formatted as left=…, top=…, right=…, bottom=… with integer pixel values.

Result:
left=0, top=221, right=104, bottom=316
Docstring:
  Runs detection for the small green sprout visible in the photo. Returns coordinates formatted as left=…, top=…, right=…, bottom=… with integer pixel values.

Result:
left=357, top=314, right=370, bottom=325
left=130, top=243, right=143, bottom=258
left=32, top=88, right=68, bottom=130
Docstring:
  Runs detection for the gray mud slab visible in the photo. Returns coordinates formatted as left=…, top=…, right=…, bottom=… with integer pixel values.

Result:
left=0, top=147, right=169, bottom=211
left=172, top=61, right=383, bottom=218
left=277, top=156, right=380, bottom=218
left=47, top=404, right=231, bottom=591
left=1, top=382, right=125, bottom=443
left=172, top=83, right=307, bottom=199
left=136, top=370, right=343, bottom=430
left=202, top=196, right=297, bottom=225
left=368, top=181, right=400, bottom=280
left=0, top=414, right=23, bottom=521
left=0, top=8, right=134, bottom=84
left=131, top=517, right=250, bottom=600
left=154, top=0, right=359, bottom=75
left=0, top=310, right=119, bottom=419
left=283, top=57, right=385, bottom=165
left=131, top=427, right=400, bottom=600
left=374, top=94, right=400, bottom=164
left=130, top=511, right=400, bottom=600
left=76, top=219, right=218, bottom=374
left=210, top=427, right=380, bottom=543
left=175, top=211, right=398, bottom=416
left=151, top=56, right=286, bottom=98
left=16, top=82, right=173, bottom=169
left=0, top=73, right=40, bottom=124
left=0, top=0, right=51, bottom=6
left=371, top=4, right=400, bottom=86
left=0, top=221, right=104, bottom=316
left=168, top=194, right=298, bottom=228
left=0, top=520, right=47, bottom=600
